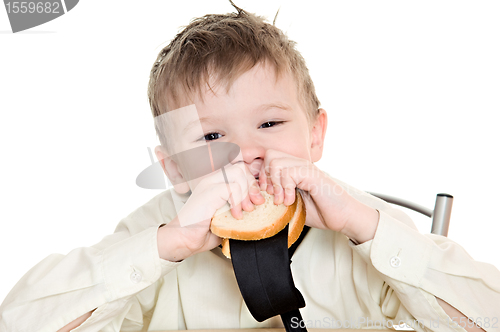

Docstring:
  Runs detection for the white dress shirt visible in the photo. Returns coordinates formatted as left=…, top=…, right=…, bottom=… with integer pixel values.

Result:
left=1, top=174, right=499, bottom=332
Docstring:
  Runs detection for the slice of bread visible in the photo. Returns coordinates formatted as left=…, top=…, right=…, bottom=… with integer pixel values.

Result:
left=211, top=190, right=306, bottom=259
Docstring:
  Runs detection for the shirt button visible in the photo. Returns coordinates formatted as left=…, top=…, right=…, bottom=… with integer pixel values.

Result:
left=390, top=256, right=401, bottom=268
left=130, top=271, right=142, bottom=283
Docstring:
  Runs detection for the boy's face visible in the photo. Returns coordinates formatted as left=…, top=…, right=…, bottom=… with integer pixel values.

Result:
left=156, top=62, right=327, bottom=194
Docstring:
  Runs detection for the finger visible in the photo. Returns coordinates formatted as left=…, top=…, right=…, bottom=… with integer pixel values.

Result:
left=232, top=163, right=252, bottom=212
left=248, top=179, right=265, bottom=206
left=227, top=151, right=256, bottom=211
left=263, top=149, right=303, bottom=197
left=243, top=162, right=265, bottom=206
left=281, top=167, right=297, bottom=206
left=234, top=162, right=264, bottom=210
left=224, top=182, right=243, bottom=220
left=268, top=159, right=284, bottom=205
left=262, top=151, right=275, bottom=195
left=267, top=180, right=274, bottom=196
left=258, top=161, right=268, bottom=191
left=224, top=164, right=252, bottom=215
left=264, top=163, right=274, bottom=196
left=212, top=165, right=245, bottom=219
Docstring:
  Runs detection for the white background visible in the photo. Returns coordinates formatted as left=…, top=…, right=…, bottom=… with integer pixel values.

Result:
left=1, top=0, right=499, bottom=305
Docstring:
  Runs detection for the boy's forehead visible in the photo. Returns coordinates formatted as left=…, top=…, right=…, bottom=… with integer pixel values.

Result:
left=173, top=61, right=294, bottom=108
left=198, top=63, right=298, bottom=111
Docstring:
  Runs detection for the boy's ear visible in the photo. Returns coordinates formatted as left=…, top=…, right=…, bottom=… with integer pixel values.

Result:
left=310, top=108, right=328, bottom=163
left=154, top=145, right=191, bottom=194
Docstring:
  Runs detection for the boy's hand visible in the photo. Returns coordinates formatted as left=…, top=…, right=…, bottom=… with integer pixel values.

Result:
left=258, top=149, right=379, bottom=244
left=157, top=162, right=265, bottom=262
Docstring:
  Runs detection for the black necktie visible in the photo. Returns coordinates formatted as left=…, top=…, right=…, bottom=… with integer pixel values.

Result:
left=230, top=224, right=311, bottom=332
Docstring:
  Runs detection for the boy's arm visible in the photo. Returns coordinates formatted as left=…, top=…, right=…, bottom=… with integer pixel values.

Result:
left=54, top=219, right=196, bottom=332
left=332, top=176, right=500, bottom=332
left=342, top=198, right=486, bottom=332
left=0, top=190, right=183, bottom=332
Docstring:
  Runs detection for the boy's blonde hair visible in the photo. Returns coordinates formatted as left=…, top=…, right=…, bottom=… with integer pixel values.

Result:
left=148, top=3, right=321, bottom=153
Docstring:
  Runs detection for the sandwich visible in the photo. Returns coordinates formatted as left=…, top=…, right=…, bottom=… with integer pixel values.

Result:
left=210, top=189, right=306, bottom=258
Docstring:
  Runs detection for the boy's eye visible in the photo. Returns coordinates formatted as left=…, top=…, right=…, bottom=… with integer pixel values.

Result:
left=203, top=132, right=222, bottom=141
left=260, top=121, right=284, bottom=129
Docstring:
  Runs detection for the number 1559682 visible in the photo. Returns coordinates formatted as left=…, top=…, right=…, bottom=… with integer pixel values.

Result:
left=5, top=2, right=61, bottom=14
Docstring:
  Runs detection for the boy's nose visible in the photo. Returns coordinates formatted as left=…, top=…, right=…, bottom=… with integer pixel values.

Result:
left=231, top=138, right=265, bottom=178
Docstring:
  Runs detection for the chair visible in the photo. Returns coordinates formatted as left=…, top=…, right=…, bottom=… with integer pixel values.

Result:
left=366, top=192, right=454, bottom=237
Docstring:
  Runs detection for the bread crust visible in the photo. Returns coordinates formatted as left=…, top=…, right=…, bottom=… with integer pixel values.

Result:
left=287, top=191, right=306, bottom=247
left=221, top=238, right=230, bottom=258
left=210, top=190, right=298, bottom=240
left=220, top=190, right=306, bottom=259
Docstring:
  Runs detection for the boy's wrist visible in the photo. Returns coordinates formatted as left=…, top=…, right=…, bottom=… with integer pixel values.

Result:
left=157, top=223, right=192, bottom=262
left=340, top=202, right=380, bottom=245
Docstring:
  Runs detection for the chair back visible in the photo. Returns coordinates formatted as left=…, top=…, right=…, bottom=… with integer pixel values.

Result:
left=367, top=192, right=453, bottom=237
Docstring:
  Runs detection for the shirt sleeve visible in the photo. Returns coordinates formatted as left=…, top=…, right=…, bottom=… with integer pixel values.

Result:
left=331, top=176, right=500, bottom=332
left=0, top=190, right=182, bottom=332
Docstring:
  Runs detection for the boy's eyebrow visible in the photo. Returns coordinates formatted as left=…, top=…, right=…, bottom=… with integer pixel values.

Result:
left=258, top=102, right=292, bottom=113
left=183, top=116, right=217, bottom=133
left=183, top=102, right=292, bottom=133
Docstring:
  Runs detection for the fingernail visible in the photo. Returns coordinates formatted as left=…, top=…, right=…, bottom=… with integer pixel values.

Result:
left=267, top=183, right=274, bottom=194
left=249, top=185, right=260, bottom=194
left=273, top=184, right=282, bottom=194
left=260, top=182, right=267, bottom=191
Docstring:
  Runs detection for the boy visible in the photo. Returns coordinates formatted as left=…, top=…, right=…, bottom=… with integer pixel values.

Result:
left=1, top=4, right=499, bottom=332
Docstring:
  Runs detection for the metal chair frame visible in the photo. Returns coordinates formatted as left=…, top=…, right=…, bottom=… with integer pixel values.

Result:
left=367, top=192, right=454, bottom=237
